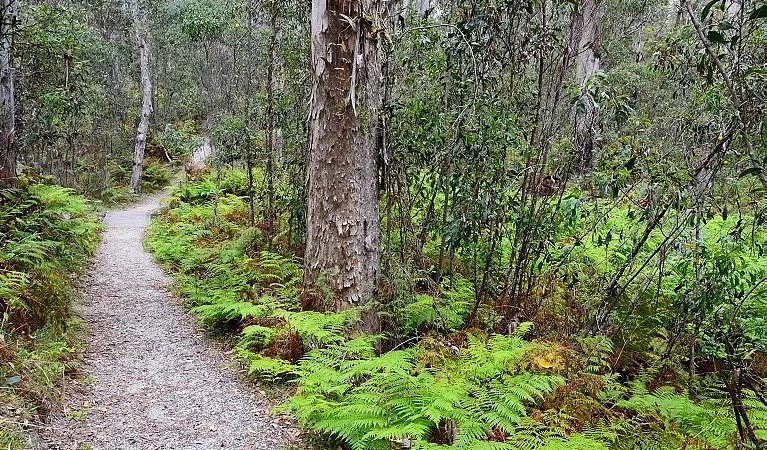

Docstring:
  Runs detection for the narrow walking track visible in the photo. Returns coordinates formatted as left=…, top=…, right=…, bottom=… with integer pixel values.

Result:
left=41, top=192, right=293, bottom=450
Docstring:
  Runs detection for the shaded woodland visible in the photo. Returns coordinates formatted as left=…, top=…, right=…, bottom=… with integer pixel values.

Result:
left=2, top=0, right=767, bottom=449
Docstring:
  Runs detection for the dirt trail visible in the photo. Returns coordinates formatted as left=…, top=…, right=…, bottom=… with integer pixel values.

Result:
left=42, top=192, right=293, bottom=450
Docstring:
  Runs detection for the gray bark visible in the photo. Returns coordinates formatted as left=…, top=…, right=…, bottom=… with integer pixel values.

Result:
left=402, top=0, right=435, bottom=19
left=573, top=0, right=605, bottom=174
left=304, top=0, right=386, bottom=333
left=129, top=0, right=153, bottom=193
left=416, top=0, right=430, bottom=18
left=0, top=0, right=16, bottom=188
left=265, top=7, right=277, bottom=241
left=411, top=0, right=431, bottom=18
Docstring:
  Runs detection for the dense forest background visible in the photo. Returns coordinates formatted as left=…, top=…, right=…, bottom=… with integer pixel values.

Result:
left=2, top=0, right=767, bottom=449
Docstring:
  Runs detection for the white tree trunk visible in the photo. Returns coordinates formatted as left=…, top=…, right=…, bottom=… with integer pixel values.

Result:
left=129, top=0, right=153, bottom=193
left=574, top=0, right=604, bottom=173
left=414, top=0, right=430, bottom=18
left=0, top=0, right=16, bottom=188
left=304, top=0, right=386, bottom=333
left=265, top=7, right=277, bottom=240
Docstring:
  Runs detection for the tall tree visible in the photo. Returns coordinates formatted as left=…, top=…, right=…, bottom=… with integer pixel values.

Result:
left=0, top=0, right=15, bottom=188
left=573, top=0, right=605, bottom=174
left=129, top=0, right=153, bottom=193
left=264, top=2, right=278, bottom=242
left=303, top=0, right=386, bottom=333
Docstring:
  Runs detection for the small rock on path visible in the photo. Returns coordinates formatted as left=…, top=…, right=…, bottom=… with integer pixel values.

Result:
left=41, top=192, right=295, bottom=450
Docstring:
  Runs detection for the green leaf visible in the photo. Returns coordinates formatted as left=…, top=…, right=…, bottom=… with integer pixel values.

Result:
left=718, top=20, right=733, bottom=30
left=707, top=30, right=726, bottom=44
left=748, top=5, right=767, bottom=20
left=738, top=167, right=763, bottom=179
left=701, top=0, right=720, bottom=21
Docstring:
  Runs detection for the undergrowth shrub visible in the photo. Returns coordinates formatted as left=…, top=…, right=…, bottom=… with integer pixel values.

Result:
left=141, top=157, right=175, bottom=192
left=0, top=178, right=100, bottom=448
left=281, top=326, right=572, bottom=450
left=403, top=277, right=475, bottom=334
left=157, top=119, right=202, bottom=161
left=618, top=384, right=739, bottom=449
left=147, top=172, right=767, bottom=450
left=103, top=154, right=176, bottom=204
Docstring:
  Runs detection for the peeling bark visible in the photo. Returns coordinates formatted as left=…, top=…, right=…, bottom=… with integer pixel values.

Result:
left=129, top=0, right=153, bottom=193
left=0, top=0, right=16, bottom=188
left=304, top=0, right=386, bottom=333
left=573, top=0, right=604, bottom=174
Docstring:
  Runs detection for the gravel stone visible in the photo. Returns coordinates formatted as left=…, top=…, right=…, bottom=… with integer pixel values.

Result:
left=41, top=192, right=296, bottom=450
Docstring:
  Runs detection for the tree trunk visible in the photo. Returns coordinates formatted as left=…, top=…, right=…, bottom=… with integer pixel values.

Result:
left=265, top=7, right=278, bottom=243
left=0, top=0, right=16, bottom=188
left=412, top=0, right=431, bottom=18
left=245, top=0, right=256, bottom=226
left=573, top=0, right=604, bottom=174
left=129, top=0, right=153, bottom=194
left=304, top=0, right=385, bottom=333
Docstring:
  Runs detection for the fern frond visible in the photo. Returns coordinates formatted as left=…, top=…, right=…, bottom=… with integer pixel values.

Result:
left=237, top=350, right=295, bottom=378
left=277, top=309, right=356, bottom=345
left=536, top=433, right=609, bottom=450
left=192, top=300, right=272, bottom=324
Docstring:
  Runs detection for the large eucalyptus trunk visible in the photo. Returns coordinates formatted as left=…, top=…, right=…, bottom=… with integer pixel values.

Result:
left=129, top=0, right=153, bottom=193
left=304, top=0, right=386, bottom=333
left=573, top=0, right=604, bottom=174
left=0, top=0, right=16, bottom=188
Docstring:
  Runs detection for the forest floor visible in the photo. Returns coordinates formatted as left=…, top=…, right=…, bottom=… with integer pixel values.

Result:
left=38, top=191, right=298, bottom=450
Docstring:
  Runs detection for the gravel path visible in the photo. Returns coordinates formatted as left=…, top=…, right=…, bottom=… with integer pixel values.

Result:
left=42, top=192, right=295, bottom=450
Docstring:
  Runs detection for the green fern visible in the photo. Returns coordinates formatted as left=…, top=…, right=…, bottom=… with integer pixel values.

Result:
left=1, top=180, right=100, bottom=448
left=743, top=392, right=767, bottom=441
left=577, top=336, right=614, bottom=374
left=192, top=299, right=273, bottom=324
left=146, top=173, right=767, bottom=450
left=282, top=331, right=566, bottom=450
left=536, top=434, right=609, bottom=450
left=237, top=350, right=296, bottom=379
left=277, top=309, right=357, bottom=346
left=239, top=325, right=277, bottom=349
left=618, top=384, right=737, bottom=449
left=404, top=277, right=474, bottom=333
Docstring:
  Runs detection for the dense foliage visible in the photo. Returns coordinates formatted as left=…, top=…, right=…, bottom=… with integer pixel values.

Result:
left=139, top=0, right=767, bottom=449
left=6, top=0, right=183, bottom=200
left=0, top=179, right=101, bottom=448
left=148, top=168, right=767, bottom=449
left=1, top=0, right=766, bottom=448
